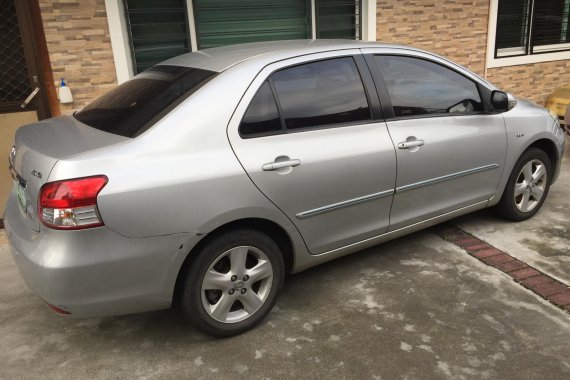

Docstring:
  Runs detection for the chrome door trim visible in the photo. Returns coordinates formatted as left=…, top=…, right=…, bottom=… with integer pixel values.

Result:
left=296, top=189, right=394, bottom=219
left=395, top=164, right=500, bottom=194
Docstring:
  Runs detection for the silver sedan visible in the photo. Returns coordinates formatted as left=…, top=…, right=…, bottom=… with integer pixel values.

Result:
left=4, top=40, right=565, bottom=337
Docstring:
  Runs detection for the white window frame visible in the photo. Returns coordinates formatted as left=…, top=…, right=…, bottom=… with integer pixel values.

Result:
left=105, top=0, right=134, bottom=84
left=487, top=0, right=570, bottom=68
left=105, top=0, right=376, bottom=83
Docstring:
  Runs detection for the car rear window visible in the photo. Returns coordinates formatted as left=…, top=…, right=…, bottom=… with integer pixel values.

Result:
left=74, top=65, right=217, bottom=137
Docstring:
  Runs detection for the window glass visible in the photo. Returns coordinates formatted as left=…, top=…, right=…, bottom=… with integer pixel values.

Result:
left=316, top=0, right=360, bottom=39
left=375, top=56, right=483, bottom=118
left=239, top=81, right=282, bottom=136
left=271, top=57, right=371, bottom=130
left=75, top=65, right=217, bottom=138
left=495, top=0, right=570, bottom=57
left=496, top=0, right=532, bottom=56
left=533, top=0, right=570, bottom=47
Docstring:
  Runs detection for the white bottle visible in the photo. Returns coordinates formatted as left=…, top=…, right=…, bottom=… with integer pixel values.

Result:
left=58, top=78, right=73, bottom=104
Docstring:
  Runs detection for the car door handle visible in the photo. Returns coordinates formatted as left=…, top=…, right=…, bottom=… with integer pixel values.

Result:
left=262, top=159, right=301, bottom=171
left=398, top=139, right=425, bottom=149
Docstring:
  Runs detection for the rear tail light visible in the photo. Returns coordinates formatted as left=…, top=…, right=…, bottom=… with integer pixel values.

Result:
left=39, top=176, right=108, bottom=230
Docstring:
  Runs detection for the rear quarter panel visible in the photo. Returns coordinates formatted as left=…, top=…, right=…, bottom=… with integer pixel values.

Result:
left=47, top=67, right=306, bottom=257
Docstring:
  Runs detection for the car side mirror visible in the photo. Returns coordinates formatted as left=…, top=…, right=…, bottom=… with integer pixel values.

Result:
left=491, top=91, right=516, bottom=112
left=491, top=90, right=509, bottom=112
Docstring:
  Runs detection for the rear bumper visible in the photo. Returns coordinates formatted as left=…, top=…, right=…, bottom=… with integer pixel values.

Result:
left=4, top=192, right=196, bottom=317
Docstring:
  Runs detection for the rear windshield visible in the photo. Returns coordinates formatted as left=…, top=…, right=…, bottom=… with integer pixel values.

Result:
left=74, top=65, right=217, bottom=137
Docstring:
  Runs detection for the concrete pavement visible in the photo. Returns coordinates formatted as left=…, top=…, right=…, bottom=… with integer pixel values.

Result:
left=1, top=231, right=570, bottom=378
left=456, top=143, right=570, bottom=284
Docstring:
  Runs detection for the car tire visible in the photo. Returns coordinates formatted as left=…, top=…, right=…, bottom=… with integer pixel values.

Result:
left=494, top=148, right=552, bottom=221
left=180, top=229, right=284, bottom=337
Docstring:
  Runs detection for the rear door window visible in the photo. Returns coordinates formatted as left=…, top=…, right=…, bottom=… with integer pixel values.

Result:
left=375, top=55, right=483, bottom=118
left=239, top=81, right=283, bottom=136
left=271, top=57, right=371, bottom=130
left=74, top=65, right=217, bottom=137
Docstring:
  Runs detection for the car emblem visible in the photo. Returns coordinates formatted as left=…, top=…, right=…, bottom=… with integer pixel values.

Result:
left=31, top=169, right=42, bottom=179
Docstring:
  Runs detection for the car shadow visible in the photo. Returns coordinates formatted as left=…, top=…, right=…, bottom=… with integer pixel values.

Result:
left=38, top=210, right=511, bottom=344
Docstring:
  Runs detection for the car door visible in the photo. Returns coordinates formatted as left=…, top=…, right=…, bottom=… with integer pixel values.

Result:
left=363, top=51, right=507, bottom=230
left=228, top=51, right=397, bottom=254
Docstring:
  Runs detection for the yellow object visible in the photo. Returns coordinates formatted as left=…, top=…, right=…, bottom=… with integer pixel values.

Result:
left=546, top=87, right=570, bottom=125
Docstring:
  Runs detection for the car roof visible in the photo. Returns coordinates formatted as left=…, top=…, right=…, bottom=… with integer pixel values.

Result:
left=161, top=39, right=412, bottom=73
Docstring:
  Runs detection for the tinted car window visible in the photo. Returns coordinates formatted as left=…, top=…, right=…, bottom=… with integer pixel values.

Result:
left=74, top=65, right=217, bottom=137
left=271, top=57, right=371, bottom=130
left=239, top=81, right=282, bottom=136
left=375, top=55, right=483, bottom=118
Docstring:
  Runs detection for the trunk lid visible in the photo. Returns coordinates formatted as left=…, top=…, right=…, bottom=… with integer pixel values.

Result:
left=9, top=115, right=129, bottom=231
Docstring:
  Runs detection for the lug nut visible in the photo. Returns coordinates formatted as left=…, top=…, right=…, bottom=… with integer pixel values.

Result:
left=243, top=275, right=249, bottom=281
left=241, top=288, right=247, bottom=294
left=231, top=275, right=237, bottom=282
left=229, top=289, right=235, bottom=295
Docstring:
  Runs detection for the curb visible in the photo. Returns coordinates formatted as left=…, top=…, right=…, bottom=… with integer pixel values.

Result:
left=432, top=223, right=570, bottom=314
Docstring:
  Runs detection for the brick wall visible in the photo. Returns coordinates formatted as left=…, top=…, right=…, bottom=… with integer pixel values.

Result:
left=486, top=61, right=570, bottom=106
left=376, top=0, right=490, bottom=76
left=36, top=0, right=568, bottom=113
left=39, top=0, right=117, bottom=113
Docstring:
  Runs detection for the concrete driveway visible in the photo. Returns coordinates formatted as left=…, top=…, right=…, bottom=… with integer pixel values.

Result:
left=1, top=138, right=569, bottom=379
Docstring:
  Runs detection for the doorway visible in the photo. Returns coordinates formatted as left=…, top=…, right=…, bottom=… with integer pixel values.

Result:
left=0, top=0, right=57, bottom=219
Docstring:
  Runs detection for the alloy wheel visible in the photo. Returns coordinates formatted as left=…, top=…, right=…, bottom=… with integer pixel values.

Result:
left=200, top=246, right=273, bottom=323
left=514, top=159, right=547, bottom=213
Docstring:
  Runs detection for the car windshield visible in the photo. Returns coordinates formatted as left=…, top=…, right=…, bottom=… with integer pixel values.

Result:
left=74, top=65, right=217, bottom=138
